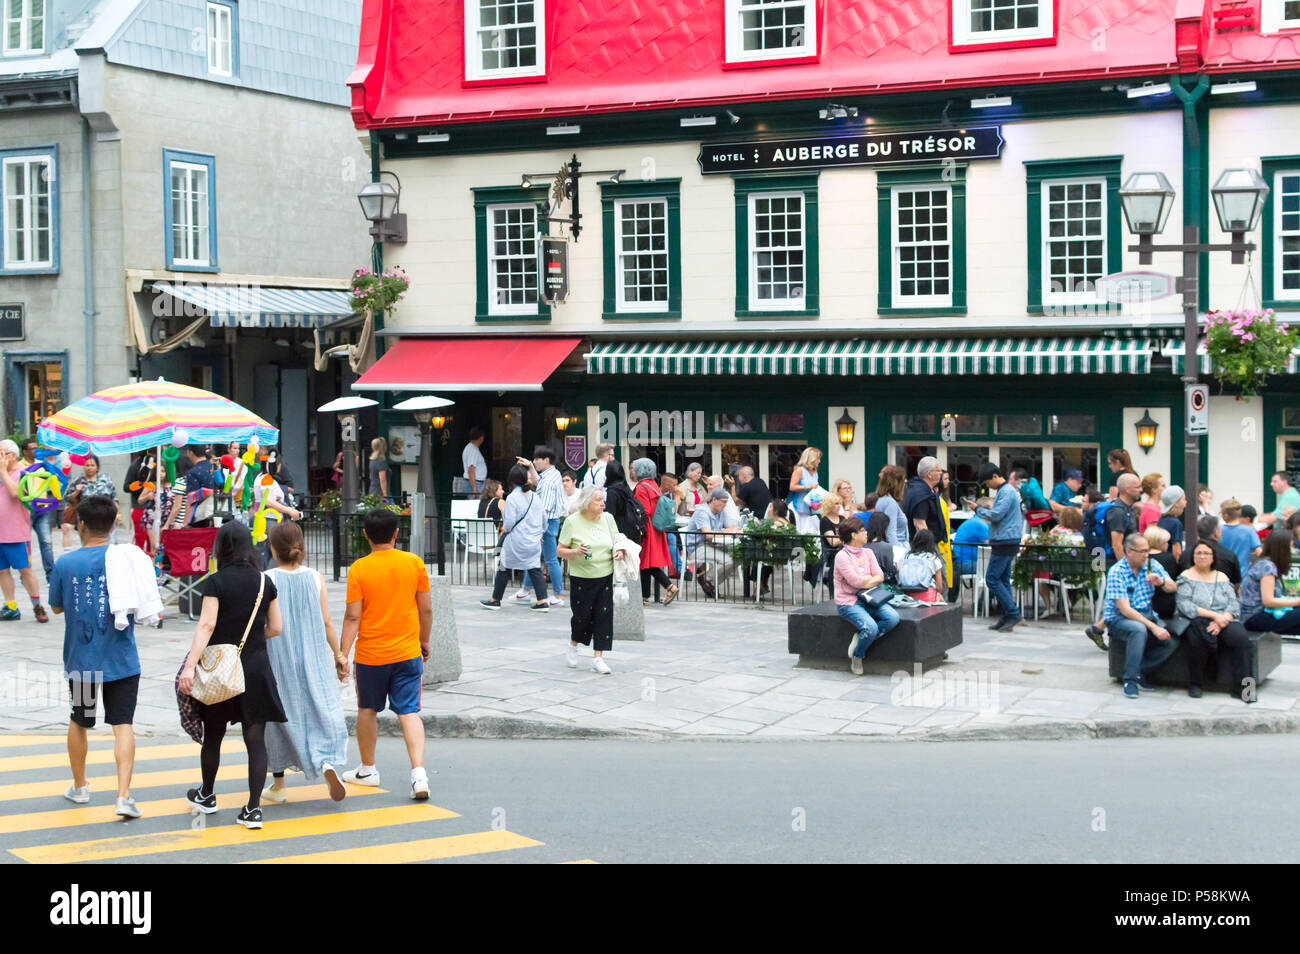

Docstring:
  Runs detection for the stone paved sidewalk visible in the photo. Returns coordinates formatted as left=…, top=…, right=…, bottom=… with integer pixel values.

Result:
left=1, top=570, right=1297, bottom=740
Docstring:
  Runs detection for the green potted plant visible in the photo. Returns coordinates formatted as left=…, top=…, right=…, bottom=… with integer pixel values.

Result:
left=349, top=266, right=410, bottom=319
left=1203, top=308, right=1300, bottom=397
left=730, top=519, right=819, bottom=569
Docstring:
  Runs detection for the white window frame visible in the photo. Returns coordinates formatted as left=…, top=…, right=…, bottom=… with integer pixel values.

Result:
left=3, top=0, right=44, bottom=56
left=486, top=202, right=540, bottom=316
left=170, top=161, right=211, bottom=268
left=2, top=153, right=53, bottom=269
left=1262, top=0, right=1300, bottom=33
left=952, top=0, right=1052, bottom=46
left=614, top=196, right=669, bottom=314
left=724, top=0, right=817, bottom=64
left=206, top=2, right=233, bottom=76
left=748, top=191, right=807, bottom=312
left=891, top=185, right=953, bottom=309
left=464, top=0, right=546, bottom=81
left=1040, top=176, right=1107, bottom=306
left=1275, top=169, right=1300, bottom=302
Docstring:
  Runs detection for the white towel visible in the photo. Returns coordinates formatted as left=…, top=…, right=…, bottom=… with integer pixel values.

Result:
left=105, top=544, right=164, bottom=630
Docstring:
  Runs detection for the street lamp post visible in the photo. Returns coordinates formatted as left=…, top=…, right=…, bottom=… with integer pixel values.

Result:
left=394, top=394, right=455, bottom=575
left=318, top=396, right=378, bottom=512
left=1119, top=168, right=1269, bottom=551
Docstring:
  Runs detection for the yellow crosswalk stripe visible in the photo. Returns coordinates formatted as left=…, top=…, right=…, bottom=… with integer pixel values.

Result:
left=240, top=830, right=542, bottom=864
left=0, top=762, right=247, bottom=803
left=559, top=859, right=599, bottom=864
left=0, top=734, right=114, bottom=748
left=0, top=740, right=243, bottom=773
left=0, top=783, right=386, bottom=835
left=12, top=803, right=459, bottom=863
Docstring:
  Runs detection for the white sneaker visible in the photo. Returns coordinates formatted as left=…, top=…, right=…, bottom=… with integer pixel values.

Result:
left=411, top=770, right=429, bottom=800
left=511, top=588, right=532, bottom=602
left=262, top=783, right=288, bottom=804
left=591, top=657, right=612, bottom=675
left=341, top=766, right=381, bottom=787
left=322, top=763, right=346, bottom=802
left=115, top=795, right=142, bottom=819
left=547, top=596, right=565, bottom=607
left=64, top=784, right=90, bottom=804
left=850, top=657, right=864, bottom=676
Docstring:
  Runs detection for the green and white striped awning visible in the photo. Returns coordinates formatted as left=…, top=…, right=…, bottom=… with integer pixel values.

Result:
left=586, top=338, right=1153, bottom=377
left=1163, top=341, right=1300, bottom=375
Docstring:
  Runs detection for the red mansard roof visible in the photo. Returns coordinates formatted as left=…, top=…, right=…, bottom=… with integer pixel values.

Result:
left=350, top=0, right=1300, bottom=129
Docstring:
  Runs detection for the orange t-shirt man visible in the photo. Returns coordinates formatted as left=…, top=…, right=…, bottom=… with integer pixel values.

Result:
left=345, top=547, right=430, bottom=666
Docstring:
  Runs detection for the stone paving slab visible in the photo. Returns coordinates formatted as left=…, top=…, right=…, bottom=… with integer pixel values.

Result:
left=0, top=573, right=1298, bottom=741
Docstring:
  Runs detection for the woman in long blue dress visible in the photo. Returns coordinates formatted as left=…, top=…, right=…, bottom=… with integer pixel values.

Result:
left=261, top=521, right=350, bottom=803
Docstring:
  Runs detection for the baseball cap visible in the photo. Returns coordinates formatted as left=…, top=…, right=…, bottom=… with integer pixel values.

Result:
left=1065, top=469, right=1083, bottom=481
left=1160, top=485, right=1185, bottom=515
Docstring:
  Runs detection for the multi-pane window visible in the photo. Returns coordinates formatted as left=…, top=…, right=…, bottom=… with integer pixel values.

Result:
left=1285, top=1, right=1300, bottom=26
left=170, top=161, right=211, bottom=267
left=3, top=0, right=43, bottom=55
left=488, top=204, right=539, bottom=314
left=725, top=0, right=815, bottom=62
left=2, top=154, right=52, bottom=268
left=206, top=2, right=233, bottom=76
left=953, top=0, right=1051, bottom=44
left=749, top=193, right=805, bottom=309
left=615, top=198, right=668, bottom=312
left=892, top=187, right=951, bottom=306
left=1043, top=179, right=1105, bottom=301
left=1278, top=172, right=1300, bottom=299
left=467, top=0, right=543, bottom=79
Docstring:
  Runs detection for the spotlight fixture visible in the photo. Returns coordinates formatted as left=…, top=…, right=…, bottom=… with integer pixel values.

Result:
left=970, top=95, right=1012, bottom=108
left=1210, top=80, right=1257, bottom=95
left=546, top=123, right=581, bottom=135
left=417, top=132, right=449, bottom=143
left=1127, top=82, right=1172, bottom=99
left=679, top=115, right=717, bottom=127
left=725, top=109, right=740, bottom=124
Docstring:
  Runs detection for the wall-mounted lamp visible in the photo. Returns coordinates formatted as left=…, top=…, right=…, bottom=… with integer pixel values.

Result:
left=1135, top=409, right=1159, bottom=453
left=555, top=414, right=571, bottom=433
left=356, top=173, right=407, bottom=243
left=836, top=408, right=858, bottom=450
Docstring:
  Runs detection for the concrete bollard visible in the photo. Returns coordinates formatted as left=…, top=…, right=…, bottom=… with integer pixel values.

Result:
left=422, top=573, right=463, bottom=685
left=612, top=581, right=645, bottom=641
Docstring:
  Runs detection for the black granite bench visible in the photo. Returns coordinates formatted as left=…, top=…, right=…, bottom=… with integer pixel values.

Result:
left=1107, top=630, right=1283, bottom=693
left=788, top=601, right=963, bottom=671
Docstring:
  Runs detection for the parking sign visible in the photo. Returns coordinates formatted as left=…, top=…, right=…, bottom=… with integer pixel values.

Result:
left=1187, top=384, right=1209, bottom=436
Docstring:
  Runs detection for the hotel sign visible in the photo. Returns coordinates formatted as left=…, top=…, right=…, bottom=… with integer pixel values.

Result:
left=697, top=126, right=1004, bottom=174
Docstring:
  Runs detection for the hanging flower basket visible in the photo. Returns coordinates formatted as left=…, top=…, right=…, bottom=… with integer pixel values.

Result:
left=1203, top=309, right=1299, bottom=398
left=349, top=266, right=410, bottom=319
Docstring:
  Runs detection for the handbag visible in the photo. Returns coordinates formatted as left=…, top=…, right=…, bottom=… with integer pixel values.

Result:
left=189, top=574, right=265, bottom=705
left=858, top=586, right=896, bottom=608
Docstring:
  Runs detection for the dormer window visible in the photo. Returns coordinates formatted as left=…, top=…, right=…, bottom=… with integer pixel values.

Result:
left=3, top=0, right=45, bottom=56
left=724, top=0, right=818, bottom=65
left=952, top=0, right=1054, bottom=48
left=1262, top=1, right=1300, bottom=33
left=465, top=0, right=546, bottom=81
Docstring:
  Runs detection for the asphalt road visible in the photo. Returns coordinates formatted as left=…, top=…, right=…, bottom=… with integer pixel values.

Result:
left=3, top=734, right=1296, bottom=864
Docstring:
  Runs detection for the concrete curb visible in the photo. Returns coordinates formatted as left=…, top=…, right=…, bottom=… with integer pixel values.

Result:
left=349, top=709, right=1300, bottom=743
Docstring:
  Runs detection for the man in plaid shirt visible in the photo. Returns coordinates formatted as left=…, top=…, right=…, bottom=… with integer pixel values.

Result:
left=513, top=446, right=567, bottom=607
left=1105, top=532, right=1178, bottom=698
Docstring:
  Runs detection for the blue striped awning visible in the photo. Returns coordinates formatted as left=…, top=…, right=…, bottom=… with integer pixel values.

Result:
left=152, top=282, right=355, bottom=329
left=586, top=337, right=1154, bottom=376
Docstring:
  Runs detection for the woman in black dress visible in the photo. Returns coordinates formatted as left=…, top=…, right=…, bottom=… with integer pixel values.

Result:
left=178, top=522, right=286, bottom=829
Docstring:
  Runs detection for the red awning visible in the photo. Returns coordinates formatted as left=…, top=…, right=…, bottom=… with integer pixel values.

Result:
left=352, top=337, right=583, bottom=392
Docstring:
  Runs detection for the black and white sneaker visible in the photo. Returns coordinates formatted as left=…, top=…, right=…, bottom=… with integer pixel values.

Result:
left=479, top=598, right=502, bottom=611
left=237, top=805, right=263, bottom=829
left=186, top=787, right=218, bottom=814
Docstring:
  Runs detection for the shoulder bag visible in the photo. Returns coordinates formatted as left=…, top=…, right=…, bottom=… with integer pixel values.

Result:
left=190, top=573, right=266, bottom=706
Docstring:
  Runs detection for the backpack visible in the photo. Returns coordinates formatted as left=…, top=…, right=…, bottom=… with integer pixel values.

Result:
left=898, top=552, right=935, bottom=591
left=651, top=493, right=677, bottom=532
left=1088, top=501, right=1116, bottom=557
left=612, top=490, right=647, bottom=545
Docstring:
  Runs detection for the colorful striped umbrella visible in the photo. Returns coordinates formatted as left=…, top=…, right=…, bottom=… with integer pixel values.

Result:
left=37, top=380, right=279, bottom=456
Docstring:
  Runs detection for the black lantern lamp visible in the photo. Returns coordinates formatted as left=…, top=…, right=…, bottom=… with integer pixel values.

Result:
left=835, top=408, right=858, bottom=450
left=1135, top=409, right=1159, bottom=453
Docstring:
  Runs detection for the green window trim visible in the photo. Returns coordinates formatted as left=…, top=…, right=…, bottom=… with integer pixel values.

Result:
left=1024, top=156, right=1123, bottom=316
left=600, top=178, right=681, bottom=320
left=876, top=165, right=966, bottom=314
left=472, top=184, right=551, bottom=322
left=1262, top=155, right=1300, bottom=310
left=733, top=173, right=819, bottom=317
